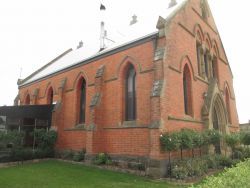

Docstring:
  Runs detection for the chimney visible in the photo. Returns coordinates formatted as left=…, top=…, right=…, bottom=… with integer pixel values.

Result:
left=130, top=15, right=138, bottom=25
left=168, top=0, right=177, bottom=8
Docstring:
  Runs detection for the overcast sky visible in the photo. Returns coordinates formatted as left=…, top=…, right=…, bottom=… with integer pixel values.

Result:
left=0, top=0, right=249, bottom=123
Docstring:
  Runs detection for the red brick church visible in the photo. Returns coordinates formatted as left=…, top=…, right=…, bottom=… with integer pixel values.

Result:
left=17, top=0, right=239, bottom=175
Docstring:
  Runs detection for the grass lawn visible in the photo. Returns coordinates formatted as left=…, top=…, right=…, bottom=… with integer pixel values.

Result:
left=0, top=160, right=183, bottom=188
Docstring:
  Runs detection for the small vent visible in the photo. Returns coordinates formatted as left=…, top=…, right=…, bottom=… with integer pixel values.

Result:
left=168, top=0, right=177, bottom=8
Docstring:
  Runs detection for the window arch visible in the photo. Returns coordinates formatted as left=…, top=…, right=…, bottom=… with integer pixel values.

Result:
left=183, top=64, right=193, bottom=116
left=24, top=94, right=31, bottom=105
left=125, top=64, right=136, bottom=121
left=77, top=77, right=86, bottom=124
left=225, top=88, right=231, bottom=124
left=47, top=87, right=54, bottom=104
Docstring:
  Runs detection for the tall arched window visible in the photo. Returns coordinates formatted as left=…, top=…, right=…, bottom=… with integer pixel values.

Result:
left=25, top=94, right=30, bottom=105
left=47, top=87, right=54, bottom=104
left=212, top=57, right=218, bottom=79
left=196, top=42, right=202, bottom=76
left=183, top=65, right=193, bottom=116
left=225, top=88, right=231, bottom=124
left=78, top=78, right=86, bottom=124
left=125, top=64, right=136, bottom=121
left=204, top=52, right=209, bottom=78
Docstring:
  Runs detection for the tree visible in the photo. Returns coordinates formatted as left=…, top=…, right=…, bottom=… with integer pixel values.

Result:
left=193, top=131, right=204, bottom=157
left=160, top=132, right=179, bottom=176
left=178, top=129, right=194, bottom=159
left=225, top=133, right=240, bottom=158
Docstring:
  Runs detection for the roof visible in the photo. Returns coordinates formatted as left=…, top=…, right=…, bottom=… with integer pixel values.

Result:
left=19, top=0, right=187, bottom=87
left=0, top=105, right=54, bottom=120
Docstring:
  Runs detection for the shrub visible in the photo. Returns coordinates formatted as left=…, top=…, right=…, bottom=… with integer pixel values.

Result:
left=241, top=132, right=250, bottom=146
left=0, top=131, right=25, bottom=149
left=203, top=155, right=219, bottom=169
left=243, top=147, right=250, bottom=159
left=215, top=155, right=233, bottom=168
left=234, top=146, right=250, bottom=159
left=10, top=148, right=33, bottom=161
left=61, top=150, right=74, bottom=160
left=172, top=164, right=189, bottom=179
left=94, top=153, right=111, bottom=165
left=193, top=131, right=204, bottom=156
left=225, top=133, right=240, bottom=157
left=177, top=129, right=195, bottom=159
left=233, top=148, right=244, bottom=160
left=33, top=147, right=54, bottom=158
left=160, top=133, right=179, bottom=152
left=73, top=150, right=86, bottom=162
left=33, top=129, right=57, bottom=149
left=172, top=158, right=208, bottom=179
left=193, top=159, right=250, bottom=188
left=203, top=129, right=221, bottom=146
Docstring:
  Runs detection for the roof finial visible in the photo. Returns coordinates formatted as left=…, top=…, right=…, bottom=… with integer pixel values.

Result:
left=168, top=0, right=177, bottom=8
left=130, top=15, right=138, bottom=25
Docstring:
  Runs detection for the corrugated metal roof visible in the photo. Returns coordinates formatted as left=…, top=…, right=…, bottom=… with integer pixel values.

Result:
left=20, top=0, right=187, bottom=86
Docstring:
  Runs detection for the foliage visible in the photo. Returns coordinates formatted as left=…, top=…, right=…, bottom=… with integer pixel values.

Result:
left=33, top=129, right=57, bottom=149
left=225, top=133, right=240, bottom=150
left=172, top=158, right=208, bottom=179
left=33, top=148, right=54, bottom=159
left=241, top=132, right=250, bottom=146
left=215, top=155, right=233, bottom=168
left=202, top=155, right=219, bottom=169
left=192, top=159, right=250, bottom=188
left=94, top=153, right=111, bottom=165
left=233, top=146, right=250, bottom=160
left=178, top=129, right=195, bottom=150
left=0, top=131, right=25, bottom=149
left=10, top=148, right=33, bottom=162
left=73, top=150, right=86, bottom=162
left=172, top=163, right=189, bottom=179
left=192, top=131, right=204, bottom=148
left=203, top=129, right=221, bottom=145
left=160, top=133, right=179, bottom=152
left=61, top=149, right=74, bottom=160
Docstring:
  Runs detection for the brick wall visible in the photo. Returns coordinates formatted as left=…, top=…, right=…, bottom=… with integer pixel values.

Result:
left=18, top=0, right=239, bottom=160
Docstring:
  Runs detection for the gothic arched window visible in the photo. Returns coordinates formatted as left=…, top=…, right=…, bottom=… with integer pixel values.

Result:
left=212, top=57, right=218, bottom=79
left=47, top=87, right=54, bottom=104
left=225, top=88, right=231, bottom=124
left=78, top=78, right=86, bottom=124
left=204, top=52, right=209, bottom=78
left=125, top=64, right=136, bottom=121
left=183, top=65, right=193, bottom=116
left=25, top=94, right=30, bottom=105
left=196, top=42, right=202, bottom=76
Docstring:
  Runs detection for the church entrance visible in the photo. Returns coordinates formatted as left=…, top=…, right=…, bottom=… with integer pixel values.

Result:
left=210, top=94, right=228, bottom=154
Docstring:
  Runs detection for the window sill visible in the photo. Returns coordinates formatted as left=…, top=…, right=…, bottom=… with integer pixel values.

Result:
left=168, top=115, right=203, bottom=124
left=122, top=120, right=137, bottom=127
left=64, top=124, right=86, bottom=131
